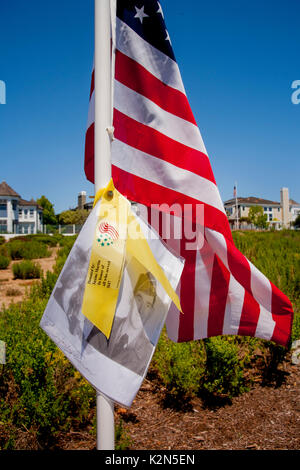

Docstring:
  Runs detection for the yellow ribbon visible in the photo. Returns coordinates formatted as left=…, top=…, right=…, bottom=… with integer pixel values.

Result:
left=81, top=179, right=182, bottom=339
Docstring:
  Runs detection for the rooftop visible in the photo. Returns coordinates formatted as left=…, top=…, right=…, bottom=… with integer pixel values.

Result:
left=0, top=182, right=43, bottom=210
left=19, top=198, right=43, bottom=210
left=0, top=181, right=20, bottom=198
left=224, top=196, right=300, bottom=206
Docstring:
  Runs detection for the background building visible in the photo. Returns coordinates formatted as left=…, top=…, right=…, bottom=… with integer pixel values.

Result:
left=224, top=187, right=300, bottom=230
left=0, top=181, right=43, bottom=234
left=77, top=191, right=93, bottom=211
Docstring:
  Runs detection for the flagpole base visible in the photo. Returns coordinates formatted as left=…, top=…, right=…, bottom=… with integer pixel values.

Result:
left=97, top=392, right=115, bottom=450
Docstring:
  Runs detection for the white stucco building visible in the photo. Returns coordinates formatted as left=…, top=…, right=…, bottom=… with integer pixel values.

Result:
left=0, top=181, right=43, bottom=234
left=224, top=187, right=300, bottom=230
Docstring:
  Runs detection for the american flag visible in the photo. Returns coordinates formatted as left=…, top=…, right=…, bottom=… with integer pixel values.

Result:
left=85, top=0, right=293, bottom=347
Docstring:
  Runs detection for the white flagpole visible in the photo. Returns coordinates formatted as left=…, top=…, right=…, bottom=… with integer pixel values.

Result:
left=94, top=0, right=115, bottom=450
left=235, top=181, right=239, bottom=230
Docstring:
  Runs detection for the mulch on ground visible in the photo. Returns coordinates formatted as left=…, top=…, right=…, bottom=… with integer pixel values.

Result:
left=56, top=354, right=299, bottom=451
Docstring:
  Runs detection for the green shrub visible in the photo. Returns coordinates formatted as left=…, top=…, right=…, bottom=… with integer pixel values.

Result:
left=115, top=419, right=132, bottom=450
left=12, top=260, right=42, bottom=279
left=291, top=313, right=300, bottom=343
left=8, top=240, right=50, bottom=260
left=6, top=287, right=22, bottom=297
left=11, top=234, right=64, bottom=248
left=0, top=298, right=95, bottom=448
left=201, top=337, right=249, bottom=398
left=153, top=332, right=249, bottom=402
left=0, top=255, right=10, bottom=270
left=53, top=239, right=76, bottom=276
left=152, top=330, right=205, bottom=400
left=27, top=234, right=63, bottom=247
left=0, top=244, right=9, bottom=258
left=30, top=270, right=59, bottom=299
left=58, top=235, right=77, bottom=248
left=0, top=236, right=5, bottom=245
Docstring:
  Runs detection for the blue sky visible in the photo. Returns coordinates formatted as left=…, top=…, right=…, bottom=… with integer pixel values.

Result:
left=0, top=0, right=299, bottom=213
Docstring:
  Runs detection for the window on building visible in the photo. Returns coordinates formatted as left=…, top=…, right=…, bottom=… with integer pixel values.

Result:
left=12, top=201, right=17, bottom=211
left=0, top=219, right=7, bottom=233
left=24, top=209, right=28, bottom=219
left=269, top=214, right=273, bottom=221
left=264, top=207, right=267, bottom=211
left=30, top=209, right=34, bottom=218
left=269, top=207, right=272, bottom=211
left=0, top=201, right=7, bottom=218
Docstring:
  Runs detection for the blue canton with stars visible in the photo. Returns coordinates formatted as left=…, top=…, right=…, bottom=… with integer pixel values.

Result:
left=117, top=0, right=176, bottom=62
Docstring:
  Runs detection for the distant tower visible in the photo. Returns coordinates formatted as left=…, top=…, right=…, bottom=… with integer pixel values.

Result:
left=280, top=187, right=290, bottom=228
left=78, top=191, right=87, bottom=210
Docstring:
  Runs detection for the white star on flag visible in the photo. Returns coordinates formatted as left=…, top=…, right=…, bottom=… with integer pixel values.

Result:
left=134, top=5, right=149, bottom=24
left=165, top=30, right=172, bottom=45
left=157, top=2, right=164, bottom=19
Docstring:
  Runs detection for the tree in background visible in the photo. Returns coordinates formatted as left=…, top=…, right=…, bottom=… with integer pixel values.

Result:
left=293, top=214, right=300, bottom=229
left=248, top=205, right=269, bottom=229
left=37, top=196, right=57, bottom=225
left=58, top=209, right=89, bottom=226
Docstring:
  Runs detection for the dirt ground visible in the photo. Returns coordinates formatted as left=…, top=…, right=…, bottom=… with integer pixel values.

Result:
left=1, top=248, right=299, bottom=451
left=0, top=247, right=58, bottom=309
left=54, top=353, right=300, bottom=451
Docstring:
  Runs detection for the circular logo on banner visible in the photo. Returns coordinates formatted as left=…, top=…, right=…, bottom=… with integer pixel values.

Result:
left=97, top=222, right=119, bottom=246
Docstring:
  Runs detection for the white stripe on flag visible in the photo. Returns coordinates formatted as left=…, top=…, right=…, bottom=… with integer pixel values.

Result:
left=222, top=275, right=245, bottom=335
left=165, top=284, right=181, bottom=342
left=116, top=17, right=185, bottom=94
left=112, top=139, right=224, bottom=212
left=255, top=305, right=276, bottom=342
left=205, top=228, right=230, bottom=268
left=249, top=261, right=272, bottom=312
left=114, top=80, right=207, bottom=154
left=205, top=227, right=277, bottom=332
left=164, top=212, right=182, bottom=341
left=193, top=242, right=215, bottom=339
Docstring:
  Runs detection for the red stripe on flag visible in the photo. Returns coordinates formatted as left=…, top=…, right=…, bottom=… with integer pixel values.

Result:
left=114, top=110, right=216, bottom=184
left=226, top=238, right=252, bottom=294
left=238, top=290, right=260, bottom=338
left=270, top=282, right=294, bottom=347
left=178, top=228, right=197, bottom=342
left=84, top=123, right=94, bottom=183
left=115, top=50, right=197, bottom=125
left=112, top=164, right=233, bottom=241
left=207, top=255, right=230, bottom=337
